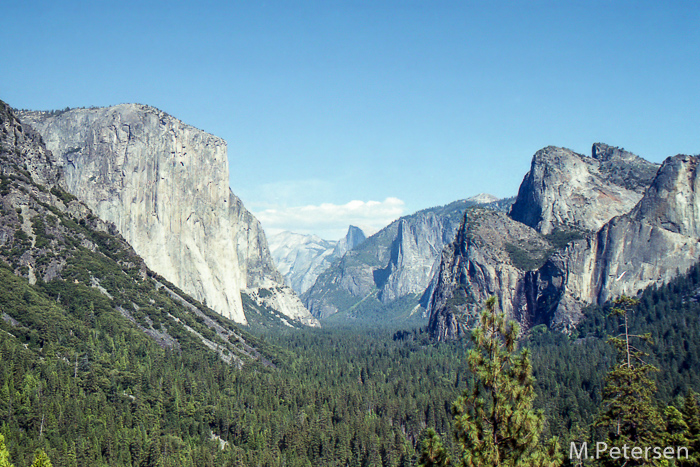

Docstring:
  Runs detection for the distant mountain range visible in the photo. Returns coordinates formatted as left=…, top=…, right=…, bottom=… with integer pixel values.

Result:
left=269, top=226, right=367, bottom=294
left=6, top=99, right=700, bottom=344
left=301, top=195, right=513, bottom=323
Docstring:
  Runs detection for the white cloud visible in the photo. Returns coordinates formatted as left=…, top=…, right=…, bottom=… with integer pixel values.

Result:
left=240, top=179, right=337, bottom=211
left=255, top=197, right=405, bottom=240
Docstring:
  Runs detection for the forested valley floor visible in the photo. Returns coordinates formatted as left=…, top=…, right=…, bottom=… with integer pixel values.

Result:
left=2, top=261, right=700, bottom=466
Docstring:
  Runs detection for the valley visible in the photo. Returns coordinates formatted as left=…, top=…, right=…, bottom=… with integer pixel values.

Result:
left=2, top=99, right=700, bottom=466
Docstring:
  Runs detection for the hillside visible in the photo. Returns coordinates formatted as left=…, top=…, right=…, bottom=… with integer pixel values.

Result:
left=17, top=105, right=317, bottom=328
left=302, top=196, right=512, bottom=324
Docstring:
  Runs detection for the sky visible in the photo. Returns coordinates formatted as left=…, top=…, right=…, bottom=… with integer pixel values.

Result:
left=2, top=1, right=699, bottom=240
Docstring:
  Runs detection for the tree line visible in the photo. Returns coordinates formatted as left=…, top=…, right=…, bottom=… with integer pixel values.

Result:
left=2, top=257, right=700, bottom=465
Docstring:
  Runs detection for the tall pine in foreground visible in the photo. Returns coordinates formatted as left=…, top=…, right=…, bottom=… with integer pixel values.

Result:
left=595, top=296, right=664, bottom=466
left=421, top=296, right=561, bottom=467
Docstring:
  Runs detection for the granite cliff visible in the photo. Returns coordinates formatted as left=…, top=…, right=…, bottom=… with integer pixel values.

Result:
left=303, top=196, right=511, bottom=321
left=510, top=144, right=659, bottom=234
left=0, top=99, right=270, bottom=365
left=562, top=154, right=700, bottom=309
left=426, top=209, right=555, bottom=340
left=19, top=105, right=317, bottom=327
left=428, top=144, right=700, bottom=340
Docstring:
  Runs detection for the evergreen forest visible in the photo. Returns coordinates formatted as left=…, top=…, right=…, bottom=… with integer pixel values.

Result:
left=3, top=254, right=700, bottom=465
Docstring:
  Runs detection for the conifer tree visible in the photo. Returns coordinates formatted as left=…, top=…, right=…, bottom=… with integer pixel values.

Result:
left=449, top=296, right=561, bottom=467
left=453, top=297, right=561, bottom=467
left=595, top=296, right=663, bottom=466
left=418, top=428, right=451, bottom=467
left=29, top=449, right=52, bottom=467
left=0, top=434, right=14, bottom=467
left=678, top=392, right=700, bottom=466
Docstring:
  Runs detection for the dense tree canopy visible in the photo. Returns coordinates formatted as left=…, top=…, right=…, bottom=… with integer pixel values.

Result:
left=3, top=259, right=700, bottom=465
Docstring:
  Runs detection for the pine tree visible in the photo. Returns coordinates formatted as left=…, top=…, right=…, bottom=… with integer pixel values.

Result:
left=595, top=296, right=664, bottom=466
left=0, top=434, right=14, bottom=467
left=30, top=450, right=52, bottom=467
left=450, top=296, right=561, bottom=467
left=679, top=392, right=700, bottom=466
left=418, top=428, right=451, bottom=467
left=452, top=297, right=561, bottom=467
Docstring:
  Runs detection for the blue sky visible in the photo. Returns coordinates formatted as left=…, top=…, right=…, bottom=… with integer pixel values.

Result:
left=2, top=1, right=699, bottom=239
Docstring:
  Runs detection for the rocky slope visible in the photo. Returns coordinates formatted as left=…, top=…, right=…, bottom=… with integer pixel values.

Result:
left=510, top=144, right=659, bottom=234
left=0, top=99, right=270, bottom=365
left=18, top=105, right=317, bottom=327
left=269, top=225, right=366, bottom=295
left=303, top=195, right=509, bottom=321
left=426, top=209, right=556, bottom=340
left=565, top=154, right=700, bottom=308
left=429, top=144, right=700, bottom=340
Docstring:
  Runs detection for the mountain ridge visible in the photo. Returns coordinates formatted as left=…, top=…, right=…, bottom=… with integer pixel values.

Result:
left=18, top=104, right=318, bottom=328
left=302, top=196, right=512, bottom=322
left=428, top=144, right=700, bottom=339
left=270, top=225, right=367, bottom=295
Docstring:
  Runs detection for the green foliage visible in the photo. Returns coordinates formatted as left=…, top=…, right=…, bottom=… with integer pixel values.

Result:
left=528, top=261, right=700, bottom=449
left=451, top=297, right=561, bottom=466
left=0, top=176, right=10, bottom=196
left=12, top=230, right=27, bottom=242
left=49, top=186, right=77, bottom=205
left=677, top=392, right=700, bottom=465
left=507, top=229, right=585, bottom=271
left=0, top=434, right=14, bottom=467
left=0, top=251, right=469, bottom=467
left=595, top=297, right=664, bottom=466
left=543, top=229, right=586, bottom=250
left=4, top=255, right=700, bottom=466
left=30, top=216, right=53, bottom=249
left=29, top=450, right=52, bottom=467
left=323, top=292, right=426, bottom=328
left=418, top=428, right=451, bottom=467
left=505, top=243, right=550, bottom=271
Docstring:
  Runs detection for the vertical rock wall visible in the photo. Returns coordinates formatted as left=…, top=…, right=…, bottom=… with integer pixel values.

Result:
left=19, top=105, right=317, bottom=325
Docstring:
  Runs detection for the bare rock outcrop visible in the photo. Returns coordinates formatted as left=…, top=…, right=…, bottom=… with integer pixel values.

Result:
left=19, top=105, right=316, bottom=326
left=510, top=144, right=658, bottom=234
left=429, top=146, right=700, bottom=340
left=575, top=155, right=700, bottom=303
left=427, top=209, right=554, bottom=340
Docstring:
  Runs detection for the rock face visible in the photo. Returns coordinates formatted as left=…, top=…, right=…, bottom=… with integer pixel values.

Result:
left=429, top=145, right=700, bottom=340
left=0, top=100, right=274, bottom=365
left=570, top=154, right=700, bottom=306
left=510, top=144, right=659, bottom=234
left=427, top=209, right=555, bottom=340
left=303, top=197, right=507, bottom=321
left=333, top=225, right=367, bottom=258
left=228, top=191, right=285, bottom=288
left=19, top=105, right=316, bottom=326
left=1, top=100, right=64, bottom=284
left=269, top=225, right=366, bottom=295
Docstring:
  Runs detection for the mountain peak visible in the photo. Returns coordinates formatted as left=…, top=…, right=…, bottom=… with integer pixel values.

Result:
left=466, top=193, right=499, bottom=204
left=509, top=144, right=658, bottom=234
left=592, top=142, right=635, bottom=161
